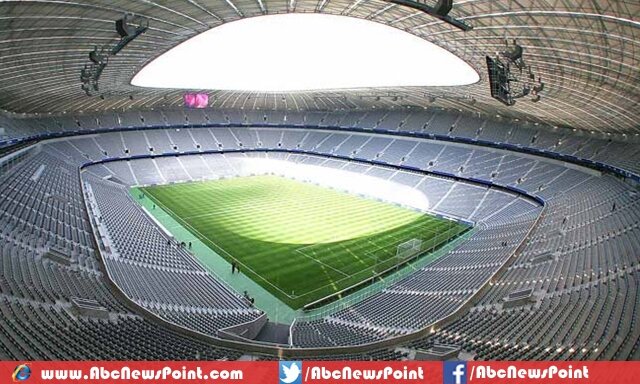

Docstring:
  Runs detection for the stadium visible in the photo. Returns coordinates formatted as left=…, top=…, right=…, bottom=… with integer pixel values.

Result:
left=0, top=0, right=638, bottom=363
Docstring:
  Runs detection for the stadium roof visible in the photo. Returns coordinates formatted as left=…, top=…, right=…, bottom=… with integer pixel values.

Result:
left=0, top=0, right=638, bottom=135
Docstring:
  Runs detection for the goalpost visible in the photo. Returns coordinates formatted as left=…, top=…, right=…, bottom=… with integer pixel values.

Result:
left=396, top=238, right=423, bottom=261
left=373, top=238, right=423, bottom=275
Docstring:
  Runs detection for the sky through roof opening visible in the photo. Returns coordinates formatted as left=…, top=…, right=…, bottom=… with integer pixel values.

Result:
left=131, top=13, right=479, bottom=92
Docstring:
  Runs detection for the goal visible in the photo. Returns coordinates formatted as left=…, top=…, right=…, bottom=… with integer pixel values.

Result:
left=396, top=238, right=423, bottom=260
left=373, top=238, right=424, bottom=275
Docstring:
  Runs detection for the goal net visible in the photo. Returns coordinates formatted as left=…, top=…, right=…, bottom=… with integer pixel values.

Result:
left=372, top=238, right=424, bottom=275
left=396, top=238, right=423, bottom=260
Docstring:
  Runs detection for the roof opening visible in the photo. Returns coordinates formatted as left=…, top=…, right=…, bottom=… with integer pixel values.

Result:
left=131, top=13, right=479, bottom=92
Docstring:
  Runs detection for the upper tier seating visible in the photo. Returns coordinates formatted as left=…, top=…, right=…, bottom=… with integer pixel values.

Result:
left=3, top=109, right=638, bottom=176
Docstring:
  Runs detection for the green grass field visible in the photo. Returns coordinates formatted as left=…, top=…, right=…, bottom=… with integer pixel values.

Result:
left=139, top=175, right=469, bottom=309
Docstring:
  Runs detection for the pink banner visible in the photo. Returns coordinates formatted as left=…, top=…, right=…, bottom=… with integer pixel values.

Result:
left=184, top=93, right=208, bottom=108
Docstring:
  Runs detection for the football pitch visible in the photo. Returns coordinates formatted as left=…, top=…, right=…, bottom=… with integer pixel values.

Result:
left=139, top=175, right=469, bottom=309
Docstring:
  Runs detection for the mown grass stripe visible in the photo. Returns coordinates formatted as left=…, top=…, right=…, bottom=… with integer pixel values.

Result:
left=141, top=175, right=468, bottom=309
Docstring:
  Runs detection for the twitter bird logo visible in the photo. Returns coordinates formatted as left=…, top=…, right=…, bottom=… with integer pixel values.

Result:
left=279, top=361, right=302, bottom=384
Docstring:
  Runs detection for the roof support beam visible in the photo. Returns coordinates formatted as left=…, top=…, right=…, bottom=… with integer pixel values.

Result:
left=382, top=0, right=472, bottom=31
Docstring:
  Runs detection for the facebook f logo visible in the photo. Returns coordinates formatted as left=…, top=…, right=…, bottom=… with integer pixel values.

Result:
left=443, top=362, right=467, bottom=384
